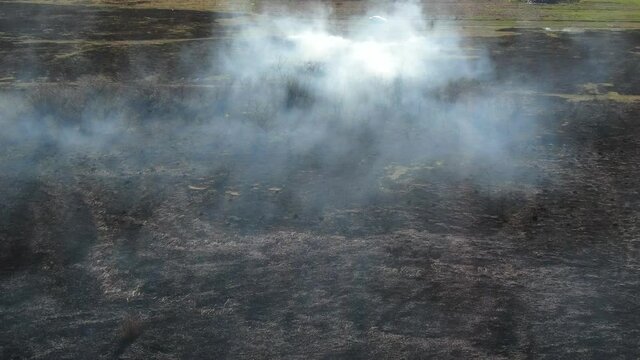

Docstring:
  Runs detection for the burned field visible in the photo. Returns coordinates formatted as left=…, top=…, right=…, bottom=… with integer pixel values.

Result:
left=2, top=2, right=640, bottom=359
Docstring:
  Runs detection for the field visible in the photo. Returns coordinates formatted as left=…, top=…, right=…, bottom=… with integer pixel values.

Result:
left=1, top=1, right=640, bottom=359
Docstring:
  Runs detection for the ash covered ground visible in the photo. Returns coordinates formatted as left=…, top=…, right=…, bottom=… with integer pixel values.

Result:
left=1, top=2, right=640, bottom=359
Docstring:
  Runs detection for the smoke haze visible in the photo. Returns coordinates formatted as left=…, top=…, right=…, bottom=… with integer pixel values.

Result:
left=0, top=1, right=542, bottom=231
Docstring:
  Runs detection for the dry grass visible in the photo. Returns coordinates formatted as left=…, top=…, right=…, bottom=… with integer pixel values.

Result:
left=5, top=0, right=640, bottom=32
left=1, top=0, right=254, bottom=12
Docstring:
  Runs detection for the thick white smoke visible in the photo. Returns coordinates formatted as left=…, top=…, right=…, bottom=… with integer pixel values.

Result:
left=227, top=2, right=480, bottom=87
left=209, top=1, right=524, bottom=177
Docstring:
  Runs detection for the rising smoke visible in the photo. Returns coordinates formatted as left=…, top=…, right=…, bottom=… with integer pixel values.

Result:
left=206, top=1, right=535, bottom=188
left=0, top=1, right=540, bottom=226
